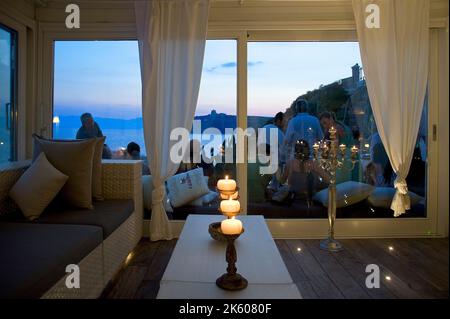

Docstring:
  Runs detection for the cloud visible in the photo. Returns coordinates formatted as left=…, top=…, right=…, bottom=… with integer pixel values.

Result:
left=205, top=61, right=262, bottom=73
left=248, top=61, right=263, bottom=67
left=221, top=62, right=237, bottom=68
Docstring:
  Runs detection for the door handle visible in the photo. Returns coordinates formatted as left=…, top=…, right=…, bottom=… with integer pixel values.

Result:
left=5, top=103, right=11, bottom=130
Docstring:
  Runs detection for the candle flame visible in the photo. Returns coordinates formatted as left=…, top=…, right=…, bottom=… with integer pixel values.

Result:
left=225, top=175, right=229, bottom=180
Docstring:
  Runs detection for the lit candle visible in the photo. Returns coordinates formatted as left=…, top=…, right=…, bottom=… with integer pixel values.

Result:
left=351, top=145, right=358, bottom=160
left=220, top=196, right=240, bottom=215
left=313, top=143, right=319, bottom=151
left=217, top=175, right=236, bottom=192
left=339, top=144, right=346, bottom=153
left=221, top=217, right=243, bottom=235
left=313, top=143, right=319, bottom=159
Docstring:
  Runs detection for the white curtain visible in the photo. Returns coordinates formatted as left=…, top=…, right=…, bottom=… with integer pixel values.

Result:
left=135, top=0, right=210, bottom=240
left=353, top=0, right=429, bottom=217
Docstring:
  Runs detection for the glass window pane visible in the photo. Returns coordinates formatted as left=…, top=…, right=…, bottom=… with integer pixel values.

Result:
left=247, top=42, right=427, bottom=219
left=53, top=40, right=238, bottom=222
left=0, top=25, right=17, bottom=163
left=53, top=40, right=143, bottom=156
left=172, top=39, right=237, bottom=220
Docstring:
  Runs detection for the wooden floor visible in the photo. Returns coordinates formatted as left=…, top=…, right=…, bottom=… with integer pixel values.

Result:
left=101, top=238, right=449, bottom=299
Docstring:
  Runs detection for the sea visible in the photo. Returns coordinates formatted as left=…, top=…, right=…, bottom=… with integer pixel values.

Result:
left=53, top=127, right=232, bottom=155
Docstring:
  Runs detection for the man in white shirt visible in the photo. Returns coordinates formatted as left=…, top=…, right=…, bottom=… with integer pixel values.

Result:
left=258, top=112, right=285, bottom=164
left=285, top=99, right=323, bottom=157
left=257, top=112, right=286, bottom=191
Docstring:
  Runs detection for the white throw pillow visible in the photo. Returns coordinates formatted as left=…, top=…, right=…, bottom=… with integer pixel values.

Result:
left=313, top=181, right=375, bottom=208
left=166, top=168, right=209, bottom=208
left=367, top=187, right=423, bottom=208
left=142, top=175, right=173, bottom=213
left=202, top=190, right=218, bottom=204
left=188, top=191, right=219, bottom=206
left=188, top=196, right=204, bottom=207
left=9, top=153, right=68, bottom=221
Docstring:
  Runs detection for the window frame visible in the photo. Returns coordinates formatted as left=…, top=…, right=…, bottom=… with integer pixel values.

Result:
left=39, top=24, right=443, bottom=238
left=0, top=11, right=28, bottom=161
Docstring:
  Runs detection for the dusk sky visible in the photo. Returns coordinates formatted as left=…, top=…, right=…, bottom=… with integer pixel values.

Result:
left=53, top=40, right=362, bottom=119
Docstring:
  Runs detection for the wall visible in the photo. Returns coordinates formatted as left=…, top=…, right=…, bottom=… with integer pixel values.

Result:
left=0, top=0, right=37, bottom=160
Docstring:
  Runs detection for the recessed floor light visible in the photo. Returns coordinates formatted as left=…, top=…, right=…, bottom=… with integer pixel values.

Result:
left=125, top=252, right=134, bottom=264
left=385, top=275, right=392, bottom=281
left=388, top=246, right=394, bottom=251
left=297, top=247, right=302, bottom=252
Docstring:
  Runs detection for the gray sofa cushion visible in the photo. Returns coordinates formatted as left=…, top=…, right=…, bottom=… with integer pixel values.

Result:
left=36, top=199, right=134, bottom=239
left=0, top=222, right=102, bottom=299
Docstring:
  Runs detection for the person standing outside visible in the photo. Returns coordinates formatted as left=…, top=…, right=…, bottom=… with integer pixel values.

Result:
left=285, top=99, right=323, bottom=159
left=258, top=112, right=286, bottom=191
left=258, top=112, right=286, bottom=164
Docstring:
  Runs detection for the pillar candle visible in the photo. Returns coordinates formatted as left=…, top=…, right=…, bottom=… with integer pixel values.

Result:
left=217, top=175, right=236, bottom=192
left=221, top=217, right=243, bottom=235
left=220, top=197, right=240, bottom=214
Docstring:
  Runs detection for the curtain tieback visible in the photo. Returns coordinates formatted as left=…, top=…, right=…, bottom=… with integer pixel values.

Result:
left=152, top=184, right=166, bottom=205
left=394, top=178, right=408, bottom=194
left=391, top=177, right=411, bottom=217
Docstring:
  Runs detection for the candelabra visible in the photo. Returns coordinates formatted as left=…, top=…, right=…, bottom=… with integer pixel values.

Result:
left=312, top=127, right=359, bottom=252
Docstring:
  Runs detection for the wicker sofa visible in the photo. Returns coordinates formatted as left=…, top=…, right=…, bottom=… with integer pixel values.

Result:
left=0, top=160, right=143, bottom=299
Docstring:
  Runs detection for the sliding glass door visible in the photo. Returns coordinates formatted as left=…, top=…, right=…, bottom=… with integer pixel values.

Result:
left=246, top=41, right=428, bottom=220
left=0, top=24, right=17, bottom=163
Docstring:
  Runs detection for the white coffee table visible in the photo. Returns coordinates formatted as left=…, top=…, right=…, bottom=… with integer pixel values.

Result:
left=157, top=215, right=302, bottom=299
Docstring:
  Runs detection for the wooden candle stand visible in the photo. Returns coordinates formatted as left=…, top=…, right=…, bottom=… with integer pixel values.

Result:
left=215, top=230, right=248, bottom=291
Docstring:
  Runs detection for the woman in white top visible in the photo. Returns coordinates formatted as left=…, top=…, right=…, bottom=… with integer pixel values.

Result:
left=278, top=139, right=329, bottom=203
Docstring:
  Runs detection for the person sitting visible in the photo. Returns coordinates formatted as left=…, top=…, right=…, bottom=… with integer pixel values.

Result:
left=319, top=111, right=353, bottom=146
left=364, top=141, right=393, bottom=187
left=76, top=113, right=103, bottom=139
left=364, top=162, right=381, bottom=186
left=76, top=112, right=111, bottom=159
left=277, top=139, right=329, bottom=206
left=406, top=145, right=426, bottom=196
left=319, top=112, right=357, bottom=182
left=247, top=143, right=273, bottom=203
left=125, top=141, right=150, bottom=175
